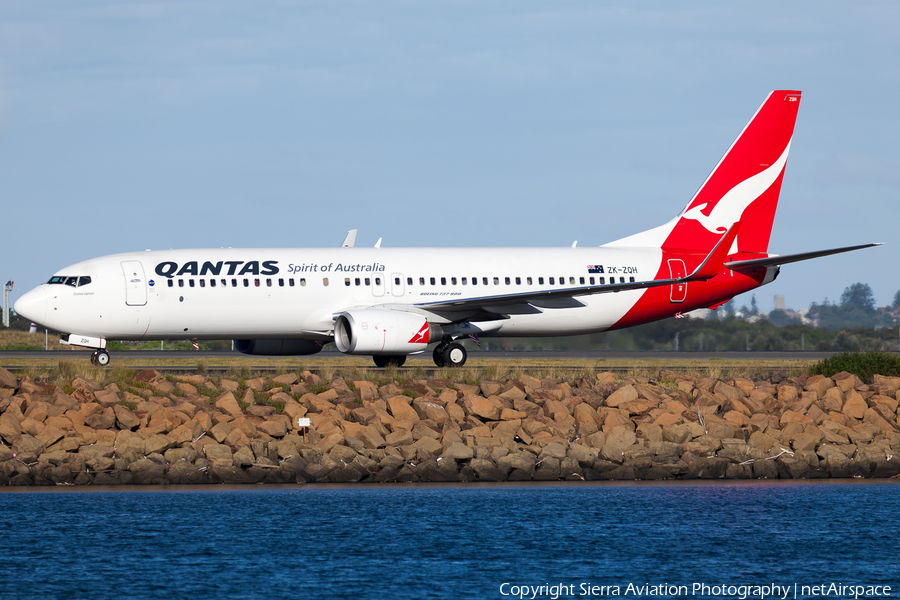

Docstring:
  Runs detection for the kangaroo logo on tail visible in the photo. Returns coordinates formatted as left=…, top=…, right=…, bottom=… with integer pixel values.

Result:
left=682, top=140, right=792, bottom=234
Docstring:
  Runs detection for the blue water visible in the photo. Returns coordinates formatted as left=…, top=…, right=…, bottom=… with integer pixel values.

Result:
left=0, top=482, right=897, bottom=600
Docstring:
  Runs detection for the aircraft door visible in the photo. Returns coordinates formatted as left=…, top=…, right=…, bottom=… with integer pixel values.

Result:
left=371, top=275, right=385, bottom=297
left=667, top=259, right=687, bottom=303
left=121, top=261, right=148, bottom=306
left=391, top=273, right=405, bottom=297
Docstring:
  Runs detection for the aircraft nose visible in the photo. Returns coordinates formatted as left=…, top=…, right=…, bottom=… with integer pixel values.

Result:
left=13, top=286, right=49, bottom=325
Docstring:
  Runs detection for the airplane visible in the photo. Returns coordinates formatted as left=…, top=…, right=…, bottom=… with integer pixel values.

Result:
left=14, top=90, right=881, bottom=368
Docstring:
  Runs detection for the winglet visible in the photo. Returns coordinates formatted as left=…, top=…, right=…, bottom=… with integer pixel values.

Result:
left=685, top=222, right=741, bottom=281
left=341, top=230, right=357, bottom=248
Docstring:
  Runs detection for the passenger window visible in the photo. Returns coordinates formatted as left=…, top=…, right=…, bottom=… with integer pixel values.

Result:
left=430, top=277, right=436, bottom=285
left=299, top=279, right=305, bottom=287
left=365, top=278, right=370, bottom=286
left=451, top=277, right=456, bottom=285
left=232, top=279, right=237, bottom=287
left=505, top=277, right=510, bottom=285
left=538, top=277, right=544, bottom=285
left=289, top=278, right=295, bottom=287
left=483, top=277, right=488, bottom=285
left=620, top=277, right=625, bottom=283
left=254, top=279, right=260, bottom=287
left=579, top=277, right=585, bottom=285
left=600, top=277, right=605, bottom=284
left=211, top=280, right=216, bottom=288
left=407, top=277, right=413, bottom=285
left=179, top=280, right=184, bottom=288
left=221, top=279, right=226, bottom=287
left=323, top=278, right=329, bottom=286
left=278, top=278, right=284, bottom=287
left=441, top=277, right=446, bottom=285
left=243, top=279, right=249, bottom=287
left=167, top=280, right=174, bottom=288
left=527, top=277, right=532, bottom=285
left=493, top=277, right=499, bottom=285
left=471, top=278, right=477, bottom=286
left=395, top=277, right=401, bottom=285
left=630, top=277, right=635, bottom=283
left=515, top=277, right=521, bottom=285
left=199, top=280, right=205, bottom=288
left=266, top=279, right=272, bottom=287
left=375, top=277, right=381, bottom=285
left=345, top=278, right=351, bottom=287
left=355, top=278, right=361, bottom=286
left=419, top=277, right=425, bottom=285
left=549, top=277, right=554, bottom=285
left=589, top=277, right=594, bottom=285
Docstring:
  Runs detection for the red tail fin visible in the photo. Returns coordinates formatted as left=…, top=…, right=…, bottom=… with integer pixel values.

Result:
left=607, top=90, right=801, bottom=254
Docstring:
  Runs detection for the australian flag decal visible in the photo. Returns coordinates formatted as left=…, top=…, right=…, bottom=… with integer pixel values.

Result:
left=587, top=265, right=604, bottom=274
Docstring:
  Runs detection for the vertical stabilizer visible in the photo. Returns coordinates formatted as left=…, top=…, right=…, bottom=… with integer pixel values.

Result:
left=606, top=90, right=801, bottom=254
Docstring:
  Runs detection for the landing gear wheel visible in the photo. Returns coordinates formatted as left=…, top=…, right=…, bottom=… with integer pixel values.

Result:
left=441, top=342, right=467, bottom=368
left=89, top=350, right=99, bottom=365
left=433, top=344, right=447, bottom=367
left=95, top=350, right=110, bottom=366
left=373, top=355, right=406, bottom=368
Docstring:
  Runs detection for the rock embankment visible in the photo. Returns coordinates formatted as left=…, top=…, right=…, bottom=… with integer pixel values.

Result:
left=1, top=366, right=899, bottom=485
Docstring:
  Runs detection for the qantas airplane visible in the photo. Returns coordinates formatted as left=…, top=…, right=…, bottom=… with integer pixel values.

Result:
left=14, top=90, right=881, bottom=368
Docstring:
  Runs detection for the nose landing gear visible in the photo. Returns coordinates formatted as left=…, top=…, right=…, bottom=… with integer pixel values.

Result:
left=90, top=349, right=110, bottom=366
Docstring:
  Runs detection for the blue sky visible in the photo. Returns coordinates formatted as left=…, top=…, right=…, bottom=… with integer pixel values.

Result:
left=1, top=1, right=898, bottom=314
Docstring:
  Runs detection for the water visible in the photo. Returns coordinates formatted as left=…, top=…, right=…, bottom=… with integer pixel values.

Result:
left=0, top=481, right=897, bottom=600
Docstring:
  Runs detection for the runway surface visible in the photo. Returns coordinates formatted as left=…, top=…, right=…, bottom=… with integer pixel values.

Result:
left=0, top=349, right=840, bottom=362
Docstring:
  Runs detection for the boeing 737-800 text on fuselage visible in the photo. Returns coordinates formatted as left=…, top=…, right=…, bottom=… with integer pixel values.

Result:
left=14, top=91, right=881, bottom=367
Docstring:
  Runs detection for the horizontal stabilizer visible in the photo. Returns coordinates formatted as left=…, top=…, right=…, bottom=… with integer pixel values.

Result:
left=724, top=243, right=883, bottom=270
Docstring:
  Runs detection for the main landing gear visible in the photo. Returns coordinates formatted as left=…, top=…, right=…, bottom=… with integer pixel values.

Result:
left=90, top=349, right=111, bottom=366
left=432, top=342, right=467, bottom=368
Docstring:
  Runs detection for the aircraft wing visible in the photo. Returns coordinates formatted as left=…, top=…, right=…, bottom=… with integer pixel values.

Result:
left=723, top=243, right=883, bottom=271
left=416, top=224, right=740, bottom=314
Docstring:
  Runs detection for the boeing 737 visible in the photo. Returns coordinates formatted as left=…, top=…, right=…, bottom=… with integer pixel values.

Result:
left=14, top=90, right=881, bottom=367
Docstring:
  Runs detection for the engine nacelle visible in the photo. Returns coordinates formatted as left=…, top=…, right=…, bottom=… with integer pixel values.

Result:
left=234, top=339, right=324, bottom=356
left=334, top=309, right=443, bottom=355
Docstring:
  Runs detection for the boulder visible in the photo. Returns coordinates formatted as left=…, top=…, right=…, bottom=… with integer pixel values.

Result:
left=462, top=396, right=502, bottom=421
left=605, top=385, right=638, bottom=407
left=215, top=393, right=244, bottom=417
left=0, top=367, right=18, bottom=389
left=387, top=396, right=419, bottom=422
left=842, top=391, right=869, bottom=420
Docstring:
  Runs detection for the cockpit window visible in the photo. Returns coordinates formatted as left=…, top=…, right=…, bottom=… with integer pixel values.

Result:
left=48, top=275, right=92, bottom=287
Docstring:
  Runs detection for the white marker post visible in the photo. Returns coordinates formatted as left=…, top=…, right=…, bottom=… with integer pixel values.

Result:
left=298, top=417, right=310, bottom=443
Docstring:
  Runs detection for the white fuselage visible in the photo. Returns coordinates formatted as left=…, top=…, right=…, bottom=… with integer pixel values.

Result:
left=16, top=246, right=669, bottom=342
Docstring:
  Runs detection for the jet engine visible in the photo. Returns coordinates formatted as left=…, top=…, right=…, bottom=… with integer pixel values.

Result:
left=334, top=309, right=443, bottom=355
left=233, top=339, right=324, bottom=356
